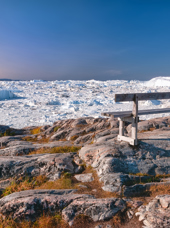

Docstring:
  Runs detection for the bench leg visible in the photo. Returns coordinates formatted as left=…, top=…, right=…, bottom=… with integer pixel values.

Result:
left=119, top=118, right=124, bottom=136
left=131, top=117, right=138, bottom=145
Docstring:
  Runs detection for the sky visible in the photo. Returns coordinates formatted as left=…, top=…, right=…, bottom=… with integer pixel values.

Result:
left=0, top=0, right=170, bottom=81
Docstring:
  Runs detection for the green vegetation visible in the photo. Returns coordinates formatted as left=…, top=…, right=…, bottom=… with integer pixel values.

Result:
left=0, top=129, right=15, bottom=137
left=53, top=126, right=61, bottom=132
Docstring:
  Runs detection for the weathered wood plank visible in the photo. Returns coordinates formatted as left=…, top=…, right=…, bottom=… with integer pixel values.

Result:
left=102, top=108, right=170, bottom=117
left=101, top=111, right=132, bottom=117
left=138, top=108, right=170, bottom=115
left=131, top=95, right=138, bottom=143
left=115, top=92, right=170, bottom=102
left=117, top=135, right=136, bottom=145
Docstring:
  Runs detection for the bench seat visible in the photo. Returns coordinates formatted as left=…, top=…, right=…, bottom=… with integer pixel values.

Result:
left=102, top=107, right=170, bottom=118
left=101, top=92, right=170, bottom=146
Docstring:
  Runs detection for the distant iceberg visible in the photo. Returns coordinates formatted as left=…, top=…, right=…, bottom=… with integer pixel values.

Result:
left=145, top=77, right=170, bottom=87
left=0, top=90, right=16, bottom=100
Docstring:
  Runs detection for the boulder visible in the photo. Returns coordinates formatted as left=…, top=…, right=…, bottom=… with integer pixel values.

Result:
left=74, top=173, right=94, bottom=182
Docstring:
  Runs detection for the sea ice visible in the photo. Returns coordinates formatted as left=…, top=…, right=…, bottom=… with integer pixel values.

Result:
left=0, top=76, right=170, bottom=128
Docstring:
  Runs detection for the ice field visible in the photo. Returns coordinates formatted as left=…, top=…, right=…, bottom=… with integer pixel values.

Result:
left=1, top=76, right=170, bottom=128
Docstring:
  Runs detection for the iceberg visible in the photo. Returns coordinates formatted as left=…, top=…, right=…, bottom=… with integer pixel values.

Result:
left=0, top=90, right=16, bottom=100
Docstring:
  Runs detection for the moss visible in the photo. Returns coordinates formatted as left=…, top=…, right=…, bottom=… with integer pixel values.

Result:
left=54, top=126, right=61, bottom=132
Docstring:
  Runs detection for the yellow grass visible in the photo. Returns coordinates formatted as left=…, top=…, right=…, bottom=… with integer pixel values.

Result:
left=0, top=214, right=69, bottom=228
left=30, top=127, right=41, bottom=135
left=2, top=176, right=47, bottom=197
left=29, top=146, right=81, bottom=155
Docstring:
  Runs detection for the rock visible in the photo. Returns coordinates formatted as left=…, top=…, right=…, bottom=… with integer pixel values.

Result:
left=0, top=152, right=83, bottom=180
left=100, top=173, right=152, bottom=194
left=0, top=144, right=39, bottom=156
left=74, top=173, right=94, bottom=182
left=79, top=138, right=170, bottom=192
left=50, top=129, right=72, bottom=141
left=62, top=197, right=126, bottom=226
left=78, top=184, right=87, bottom=188
left=95, top=130, right=111, bottom=139
left=0, top=136, right=23, bottom=147
left=94, top=134, right=117, bottom=143
left=0, top=125, right=10, bottom=134
left=74, top=133, right=94, bottom=145
left=0, top=189, right=93, bottom=221
left=67, top=129, right=86, bottom=140
left=71, top=118, right=88, bottom=128
left=136, top=195, right=170, bottom=228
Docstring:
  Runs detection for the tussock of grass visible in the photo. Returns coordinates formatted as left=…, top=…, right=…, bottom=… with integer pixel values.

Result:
left=29, top=146, right=81, bottom=155
left=2, top=176, right=47, bottom=197
left=22, top=136, right=49, bottom=143
left=70, top=135, right=79, bottom=141
left=36, top=173, right=76, bottom=190
left=147, top=184, right=170, bottom=197
left=30, top=127, right=41, bottom=135
left=0, top=214, right=69, bottom=228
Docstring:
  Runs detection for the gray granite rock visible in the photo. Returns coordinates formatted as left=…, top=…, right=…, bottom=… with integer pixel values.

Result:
left=0, top=189, right=93, bottom=221
left=136, top=195, right=170, bottom=228
left=74, top=173, right=94, bottom=182
left=0, top=153, right=82, bottom=180
left=62, top=197, right=126, bottom=226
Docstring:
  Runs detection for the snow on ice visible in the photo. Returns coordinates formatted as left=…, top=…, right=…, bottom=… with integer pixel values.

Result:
left=0, top=77, right=170, bottom=128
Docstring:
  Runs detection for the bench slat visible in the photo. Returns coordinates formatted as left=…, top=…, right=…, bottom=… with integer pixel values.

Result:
left=102, top=108, right=170, bottom=117
left=115, top=92, right=170, bottom=102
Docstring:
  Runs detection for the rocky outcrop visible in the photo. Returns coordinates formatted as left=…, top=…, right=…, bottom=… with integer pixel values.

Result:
left=0, top=116, right=170, bottom=227
left=0, top=153, right=83, bottom=181
left=0, top=189, right=142, bottom=225
left=62, top=198, right=127, bottom=226
left=0, top=189, right=93, bottom=221
left=136, top=195, right=170, bottom=228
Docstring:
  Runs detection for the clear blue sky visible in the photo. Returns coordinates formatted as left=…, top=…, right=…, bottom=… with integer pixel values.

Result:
left=0, top=0, right=170, bottom=81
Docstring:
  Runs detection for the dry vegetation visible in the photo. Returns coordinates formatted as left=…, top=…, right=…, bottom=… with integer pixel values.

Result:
left=23, top=135, right=49, bottom=143
left=147, top=184, right=170, bottom=197
left=0, top=129, right=15, bottom=137
left=29, top=146, right=81, bottom=155
left=2, top=176, right=47, bottom=197
left=76, top=166, right=119, bottom=198
left=30, top=127, right=42, bottom=135
left=0, top=214, right=69, bottom=228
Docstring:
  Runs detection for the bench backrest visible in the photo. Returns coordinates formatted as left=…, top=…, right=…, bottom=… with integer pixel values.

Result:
left=115, top=92, right=170, bottom=102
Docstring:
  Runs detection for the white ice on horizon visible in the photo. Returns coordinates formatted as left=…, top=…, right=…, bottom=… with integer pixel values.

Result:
left=0, top=76, right=170, bottom=128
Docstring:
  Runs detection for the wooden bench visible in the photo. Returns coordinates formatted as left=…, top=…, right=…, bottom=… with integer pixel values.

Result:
left=102, top=92, right=170, bottom=146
